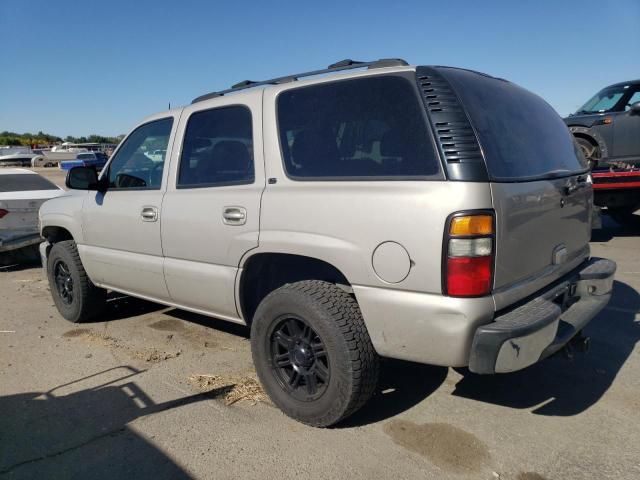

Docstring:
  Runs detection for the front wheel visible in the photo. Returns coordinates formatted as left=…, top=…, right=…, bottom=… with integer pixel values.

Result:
left=575, top=136, right=601, bottom=170
left=47, top=240, right=106, bottom=322
left=251, top=280, right=379, bottom=427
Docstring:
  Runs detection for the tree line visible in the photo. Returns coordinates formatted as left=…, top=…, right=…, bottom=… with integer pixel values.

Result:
left=0, top=131, right=124, bottom=147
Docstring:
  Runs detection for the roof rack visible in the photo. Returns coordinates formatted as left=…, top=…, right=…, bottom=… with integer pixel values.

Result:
left=191, top=58, right=409, bottom=104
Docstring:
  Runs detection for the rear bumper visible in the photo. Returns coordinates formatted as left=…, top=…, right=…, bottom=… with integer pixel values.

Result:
left=468, top=258, right=616, bottom=374
left=0, top=231, right=42, bottom=253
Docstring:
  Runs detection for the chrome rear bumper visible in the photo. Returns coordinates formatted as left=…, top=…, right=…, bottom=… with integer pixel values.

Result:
left=469, top=257, right=616, bottom=374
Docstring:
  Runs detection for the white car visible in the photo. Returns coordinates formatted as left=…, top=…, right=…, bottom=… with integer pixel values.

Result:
left=31, top=155, right=59, bottom=168
left=0, top=169, right=64, bottom=255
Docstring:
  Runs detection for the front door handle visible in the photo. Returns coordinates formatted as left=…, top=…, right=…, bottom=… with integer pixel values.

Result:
left=223, top=206, right=247, bottom=225
left=141, top=206, right=159, bottom=222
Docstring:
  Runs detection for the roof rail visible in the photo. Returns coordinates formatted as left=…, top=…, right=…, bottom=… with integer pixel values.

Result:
left=191, top=58, right=409, bottom=104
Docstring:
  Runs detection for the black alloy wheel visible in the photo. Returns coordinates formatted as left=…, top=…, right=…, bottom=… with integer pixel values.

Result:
left=54, top=260, right=74, bottom=305
left=269, top=315, right=330, bottom=401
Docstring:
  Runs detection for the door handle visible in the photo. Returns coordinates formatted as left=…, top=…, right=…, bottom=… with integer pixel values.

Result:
left=141, top=206, right=158, bottom=222
left=223, top=206, right=247, bottom=225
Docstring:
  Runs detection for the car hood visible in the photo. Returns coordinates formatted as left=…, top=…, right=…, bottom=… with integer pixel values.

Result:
left=563, top=113, right=606, bottom=127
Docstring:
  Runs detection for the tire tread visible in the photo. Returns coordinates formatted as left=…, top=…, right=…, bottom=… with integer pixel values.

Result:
left=48, top=240, right=105, bottom=322
left=256, top=280, right=378, bottom=426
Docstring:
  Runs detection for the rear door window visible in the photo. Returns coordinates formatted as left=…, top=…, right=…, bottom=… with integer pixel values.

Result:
left=440, top=68, right=588, bottom=181
left=177, top=106, right=254, bottom=188
left=277, top=75, right=441, bottom=180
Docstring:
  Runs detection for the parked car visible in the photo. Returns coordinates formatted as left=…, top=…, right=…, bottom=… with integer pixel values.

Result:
left=59, top=152, right=107, bottom=171
left=94, top=152, right=109, bottom=164
left=564, top=80, right=640, bottom=223
left=39, top=58, right=616, bottom=427
left=31, top=155, right=59, bottom=168
left=0, top=169, right=64, bottom=263
left=0, top=152, right=38, bottom=167
left=564, top=79, right=640, bottom=169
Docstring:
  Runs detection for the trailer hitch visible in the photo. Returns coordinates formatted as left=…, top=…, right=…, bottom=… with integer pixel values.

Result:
left=561, top=331, right=591, bottom=360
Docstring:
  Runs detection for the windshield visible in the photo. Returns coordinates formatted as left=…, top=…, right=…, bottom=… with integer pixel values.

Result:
left=576, top=86, right=626, bottom=114
left=0, top=174, right=59, bottom=192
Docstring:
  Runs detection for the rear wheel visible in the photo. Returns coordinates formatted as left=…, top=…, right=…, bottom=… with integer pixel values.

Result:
left=47, top=240, right=106, bottom=322
left=575, top=136, right=601, bottom=170
left=251, top=280, right=379, bottom=427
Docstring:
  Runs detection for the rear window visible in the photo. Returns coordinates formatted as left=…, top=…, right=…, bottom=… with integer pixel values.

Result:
left=0, top=174, right=59, bottom=192
left=440, top=68, right=588, bottom=181
left=277, top=75, right=441, bottom=180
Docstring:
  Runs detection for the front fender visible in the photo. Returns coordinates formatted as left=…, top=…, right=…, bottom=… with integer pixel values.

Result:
left=39, top=193, right=85, bottom=243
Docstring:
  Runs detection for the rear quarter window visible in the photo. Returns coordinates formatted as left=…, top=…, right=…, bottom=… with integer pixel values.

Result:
left=277, top=75, right=441, bottom=180
left=440, top=68, right=588, bottom=181
left=0, top=174, right=59, bottom=192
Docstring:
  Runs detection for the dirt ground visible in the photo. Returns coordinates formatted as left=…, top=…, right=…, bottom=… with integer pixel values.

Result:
left=1, top=171, right=639, bottom=479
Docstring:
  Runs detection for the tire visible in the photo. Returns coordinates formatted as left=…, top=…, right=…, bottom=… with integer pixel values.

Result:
left=575, top=136, right=601, bottom=170
left=608, top=206, right=640, bottom=226
left=47, top=240, right=106, bottom=323
left=251, top=280, right=379, bottom=427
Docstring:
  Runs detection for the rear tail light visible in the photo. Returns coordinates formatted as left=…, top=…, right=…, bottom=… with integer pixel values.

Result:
left=0, top=209, right=9, bottom=219
left=444, top=212, right=494, bottom=297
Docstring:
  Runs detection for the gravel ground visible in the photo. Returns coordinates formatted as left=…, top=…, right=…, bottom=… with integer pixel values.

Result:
left=1, top=172, right=639, bottom=479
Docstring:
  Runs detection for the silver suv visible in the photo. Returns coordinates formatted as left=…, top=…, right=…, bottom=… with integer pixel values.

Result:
left=39, top=58, right=616, bottom=427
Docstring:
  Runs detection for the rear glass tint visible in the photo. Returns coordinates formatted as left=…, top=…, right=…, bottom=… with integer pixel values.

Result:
left=0, top=174, right=59, bottom=192
left=277, top=75, right=441, bottom=179
left=440, top=68, right=588, bottom=181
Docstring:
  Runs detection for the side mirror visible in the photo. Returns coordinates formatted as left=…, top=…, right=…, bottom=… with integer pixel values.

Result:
left=630, top=101, right=640, bottom=114
left=66, top=166, right=106, bottom=191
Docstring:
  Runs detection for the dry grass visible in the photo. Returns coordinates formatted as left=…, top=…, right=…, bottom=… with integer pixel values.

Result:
left=188, top=373, right=267, bottom=405
left=134, top=348, right=182, bottom=363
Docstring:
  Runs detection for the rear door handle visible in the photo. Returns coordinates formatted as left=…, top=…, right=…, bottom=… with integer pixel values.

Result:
left=223, top=206, right=247, bottom=225
left=141, top=206, right=158, bottom=222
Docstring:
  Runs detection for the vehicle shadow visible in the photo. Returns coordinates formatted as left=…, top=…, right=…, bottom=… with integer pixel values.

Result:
left=0, top=246, right=41, bottom=271
left=591, top=214, right=639, bottom=241
left=452, top=280, right=639, bottom=415
left=164, top=308, right=251, bottom=339
left=0, top=366, right=230, bottom=479
left=100, top=293, right=166, bottom=322
left=338, top=360, right=448, bottom=428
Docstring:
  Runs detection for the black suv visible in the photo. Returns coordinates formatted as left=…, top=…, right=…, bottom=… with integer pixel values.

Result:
left=564, top=80, right=640, bottom=169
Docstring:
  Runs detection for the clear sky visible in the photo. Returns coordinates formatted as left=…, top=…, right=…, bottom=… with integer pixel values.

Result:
left=1, top=0, right=638, bottom=137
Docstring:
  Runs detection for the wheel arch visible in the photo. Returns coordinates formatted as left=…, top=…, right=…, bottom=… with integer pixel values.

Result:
left=40, top=220, right=81, bottom=266
left=568, top=125, right=609, bottom=158
left=237, top=252, right=352, bottom=324
left=42, top=225, right=74, bottom=244
left=40, top=212, right=84, bottom=245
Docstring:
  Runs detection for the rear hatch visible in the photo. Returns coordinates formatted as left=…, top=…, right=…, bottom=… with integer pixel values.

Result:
left=439, top=68, right=592, bottom=309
